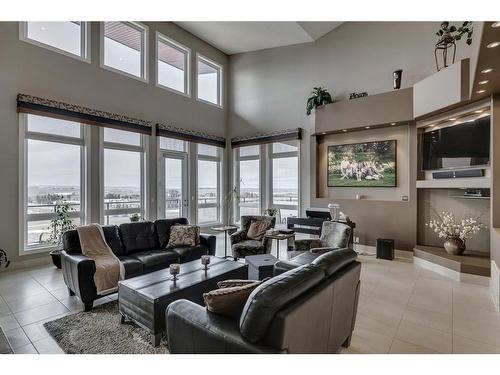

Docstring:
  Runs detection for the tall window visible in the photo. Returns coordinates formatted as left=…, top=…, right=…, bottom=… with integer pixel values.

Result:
left=103, top=128, right=146, bottom=225
left=197, top=54, right=223, bottom=107
left=197, top=144, right=222, bottom=224
left=20, top=114, right=87, bottom=253
left=19, top=22, right=90, bottom=62
left=235, top=145, right=260, bottom=221
left=270, top=142, right=299, bottom=222
left=156, top=32, right=190, bottom=96
left=101, top=21, right=148, bottom=81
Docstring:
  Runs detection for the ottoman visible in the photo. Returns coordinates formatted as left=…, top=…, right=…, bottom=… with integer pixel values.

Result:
left=245, top=254, right=279, bottom=280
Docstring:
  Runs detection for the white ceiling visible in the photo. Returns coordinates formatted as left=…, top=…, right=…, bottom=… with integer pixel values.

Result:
left=174, top=22, right=344, bottom=55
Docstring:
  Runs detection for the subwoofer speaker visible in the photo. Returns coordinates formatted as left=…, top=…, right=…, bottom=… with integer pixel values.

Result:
left=376, top=238, right=394, bottom=260
left=432, top=169, right=483, bottom=179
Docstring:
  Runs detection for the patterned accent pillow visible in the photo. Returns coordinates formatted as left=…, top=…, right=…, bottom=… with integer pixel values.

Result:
left=203, top=281, right=262, bottom=318
left=247, top=220, right=271, bottom=241
left=217, top=279, right=260, bottom=288
left=167, top=225, right=200, bottom=248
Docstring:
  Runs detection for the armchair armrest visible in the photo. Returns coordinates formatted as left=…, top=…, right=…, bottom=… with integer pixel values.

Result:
left=166, top=300, right=280, bottom=354
left=310, top=246, right=349, bottom=254
left=200, top=234, right=216, bottom=256
left=273, top=260, right=300, bottom=276
left=294, top=239, right=322, bottom=252
left=230, top=230, right=246, bottom=245
left=61, top=251, right=97, bottom=304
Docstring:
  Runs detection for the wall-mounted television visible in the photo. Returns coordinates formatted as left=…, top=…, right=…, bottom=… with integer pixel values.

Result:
left=327, top=140, right=397, bottom=187
left=421, top=116, right=490, bottom=171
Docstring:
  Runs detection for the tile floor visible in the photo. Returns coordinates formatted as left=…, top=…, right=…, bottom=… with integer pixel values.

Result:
left=1, top=234, right=499, bottom=354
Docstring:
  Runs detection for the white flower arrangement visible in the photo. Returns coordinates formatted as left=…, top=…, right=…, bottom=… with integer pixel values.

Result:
left=426, top=211, right=486, bottom=242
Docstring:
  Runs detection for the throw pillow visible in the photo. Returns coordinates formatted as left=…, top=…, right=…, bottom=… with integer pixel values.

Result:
left=204, top=281, right=261, bottom=318
left=217, top=279, right=260, bottom=288
left=246, top=220, right=271, bottom=241
left=167, top=225, right=200, bottom=248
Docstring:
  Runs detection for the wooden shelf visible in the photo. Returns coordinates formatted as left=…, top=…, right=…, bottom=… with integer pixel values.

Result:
left=413, top=245, right=490, bottom=276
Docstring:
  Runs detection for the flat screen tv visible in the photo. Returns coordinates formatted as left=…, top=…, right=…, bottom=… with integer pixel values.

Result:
left=327, top=140, right=397, bottom=187
left=421, top=116, right=490, bottom=171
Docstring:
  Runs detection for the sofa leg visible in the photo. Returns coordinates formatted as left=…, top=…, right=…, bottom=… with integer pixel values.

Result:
left=83, top=301, right=94, bottom=312
left=68, top=287, right=75, bottom=297
left=342, top=334, right=352, bottom=348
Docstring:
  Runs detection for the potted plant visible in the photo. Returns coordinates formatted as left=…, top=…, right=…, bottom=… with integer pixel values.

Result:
left=46, top=202, right=77, bottom=269
left=434, top=22, right=473, bottom=71
left=306, top=87, right=333, bottom=116
left=130, top=213, right=141, bottom=222
left=426, top=211, right=486, bottom=255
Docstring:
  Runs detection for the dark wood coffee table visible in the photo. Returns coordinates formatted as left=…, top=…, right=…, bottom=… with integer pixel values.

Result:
left=118, top=256, right=247, bottom=346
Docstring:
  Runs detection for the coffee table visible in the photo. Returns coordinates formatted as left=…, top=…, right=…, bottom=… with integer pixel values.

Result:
left=118, top=256, right=247, bottom=346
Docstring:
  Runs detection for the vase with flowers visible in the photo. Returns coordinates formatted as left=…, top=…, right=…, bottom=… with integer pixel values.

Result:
left=426, top=211, right=486, bottom=255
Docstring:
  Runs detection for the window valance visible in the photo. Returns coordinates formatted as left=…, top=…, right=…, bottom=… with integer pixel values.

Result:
left=17, top=94, right=153, bottom=135
left=156, top=123, right=226, bottom=148
left=231, top=128, right=302, bottom=148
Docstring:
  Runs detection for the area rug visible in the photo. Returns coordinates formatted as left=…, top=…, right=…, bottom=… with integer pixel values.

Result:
left=43, top=301, right=168, bottom=354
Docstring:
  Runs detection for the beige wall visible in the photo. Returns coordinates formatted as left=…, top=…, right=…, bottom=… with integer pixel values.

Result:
left=0, top=21, right=228, bottom=263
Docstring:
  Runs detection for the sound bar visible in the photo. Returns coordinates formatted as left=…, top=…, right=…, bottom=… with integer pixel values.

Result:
left=432, top=169, right=483, bottom=179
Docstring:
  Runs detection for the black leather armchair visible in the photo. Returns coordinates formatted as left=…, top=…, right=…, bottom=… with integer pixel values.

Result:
left=166, top=249, right=361, bottom=354
left=61, top=219, right=216, bottom=311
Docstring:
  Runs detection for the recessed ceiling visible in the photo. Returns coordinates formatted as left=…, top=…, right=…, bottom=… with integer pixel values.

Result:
left=174, top=22, right=344, bottom=55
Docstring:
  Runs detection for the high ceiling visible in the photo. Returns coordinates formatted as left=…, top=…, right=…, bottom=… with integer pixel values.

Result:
left=174, top=22, right=344, bottom=55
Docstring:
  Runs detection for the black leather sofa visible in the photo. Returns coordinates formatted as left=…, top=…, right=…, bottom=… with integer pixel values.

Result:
left=61, top=218, right=216, bottom=311
left=166, top=248, right=361, bottom=353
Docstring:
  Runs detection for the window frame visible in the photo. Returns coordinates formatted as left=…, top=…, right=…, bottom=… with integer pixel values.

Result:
left=18, top=114, right=90, bottom=255
left=19, top=21, right=91, bottom=63
left=233, top=146, right=261, bottom=222
left=155, top=31, right=191, bottom=97
left=196, top=53, right=223, bottom=109
left=268, top=141, right=301, bottom=224
left=196, top=144, right=223, bottom=226
left=100, top=128, right=148, bottom=225
left=100, top=21, right=149, bottom=83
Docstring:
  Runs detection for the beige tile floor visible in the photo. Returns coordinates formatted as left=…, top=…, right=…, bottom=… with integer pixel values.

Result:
left=1, top=234, right=499, bottom=354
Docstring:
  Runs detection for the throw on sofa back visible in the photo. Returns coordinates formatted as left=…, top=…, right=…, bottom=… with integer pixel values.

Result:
left=62, top=225, right=124, bottom=255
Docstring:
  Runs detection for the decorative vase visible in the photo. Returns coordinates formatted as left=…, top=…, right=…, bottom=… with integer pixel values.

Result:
left=444, top=238, right=466, bottom=255
left=393, top=69, right=403, bottom=90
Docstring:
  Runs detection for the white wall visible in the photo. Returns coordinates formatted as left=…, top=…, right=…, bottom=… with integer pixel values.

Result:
left=0, top=21, right=228, bottom=263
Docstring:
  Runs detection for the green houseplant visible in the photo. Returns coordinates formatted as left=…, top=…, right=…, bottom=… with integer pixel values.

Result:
left=436, top=21, right=473, bottom=46
left=46, top=202, right=77, bottom=269
left=306, top=87, right=333, bottom=116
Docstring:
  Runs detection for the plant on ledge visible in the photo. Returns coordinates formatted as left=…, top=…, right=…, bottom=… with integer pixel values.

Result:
left=434, top=21, right=473, bottom=71
left=306, top=87, right=333, bottom=116
left=426, top=211, right=486, bottom=255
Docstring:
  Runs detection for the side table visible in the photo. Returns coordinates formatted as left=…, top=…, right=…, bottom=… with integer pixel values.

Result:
left=264, top=232, right=295, bottom=260
left=211, top=225, right=239, bottom=258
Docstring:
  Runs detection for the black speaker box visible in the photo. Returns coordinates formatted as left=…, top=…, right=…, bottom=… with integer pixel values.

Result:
left=376, top=238, right=395, bottom=260
left=432, top=169, right=483, bottom=179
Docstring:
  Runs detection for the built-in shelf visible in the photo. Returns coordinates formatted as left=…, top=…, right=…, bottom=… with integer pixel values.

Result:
left=449, top=195, right=490, bottom=200
left=416, top=177, right=490, bottom=189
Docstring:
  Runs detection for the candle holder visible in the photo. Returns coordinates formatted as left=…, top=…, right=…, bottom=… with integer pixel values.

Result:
left=169, top=263, right=180, bottom=281
left=201, top=255, right=210, bottom=271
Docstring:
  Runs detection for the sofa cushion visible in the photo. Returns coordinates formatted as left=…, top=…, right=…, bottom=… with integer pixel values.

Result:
left=311, top=248, right=357, bottom=277
left=154, top=218, right=189, bottom=249
left=118, top=256, right=144, bottom=279
left=204, top=281, right=262, bottom=318
left=119, top=222, right=160, bottom=255
left=170, top=245, right=208, bottom=263
left=232, top=240, right=263, bottom=254
left=130, top=249, right=179, bottom=273
left=239, top=264, right=325, bottom=343
left=167, top=225, right=199, bottom=248
left=102, top=225, right=124, bottom=256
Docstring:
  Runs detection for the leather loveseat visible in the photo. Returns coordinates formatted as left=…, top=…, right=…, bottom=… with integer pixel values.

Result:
left=166, top=248, right=361, bottom=353
left=61, top=218, right=216, bottom=311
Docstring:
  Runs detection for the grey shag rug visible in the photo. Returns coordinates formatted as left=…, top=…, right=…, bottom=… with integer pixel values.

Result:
left=43, top=301, right=168, bottom=354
